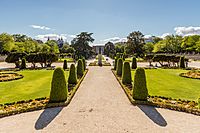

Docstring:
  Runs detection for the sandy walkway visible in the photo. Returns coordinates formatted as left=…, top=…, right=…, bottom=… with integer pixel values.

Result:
left=0, top=67, right=200, bottom=133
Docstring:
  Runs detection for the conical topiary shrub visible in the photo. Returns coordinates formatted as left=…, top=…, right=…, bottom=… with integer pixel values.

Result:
left=116, top=58, right=123, bottom=76
left=20, top=58, right=26, bottom=69
left=77, top=59, right=84, bottom=78
left=114, top=58, right=117, bottom=70
left=133, top=67, right=148, bottom=101
left=68, top=64, right=77, bottom=84
left=49, top=67, right=68, bottom=103
left=63, top=60, right=68, bottom=70
left=131, top=56, right=137, bottom=69
left=122, top=61, right=132, bottom=84
left=198, top=98, right=200, bottom=109
left=179, top=56, right=185, bottom=68
left=82, top=58, right=86, bottom=70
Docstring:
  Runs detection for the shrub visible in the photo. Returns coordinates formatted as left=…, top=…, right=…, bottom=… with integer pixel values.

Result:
left=180, top=56, right=185, bottom=68
left=49, top=67, right=68, bottom=103
left=68, top=64, right=77, bottom=84
left=133, top=67, right=148, bottom=100
left=82, top=58, right=86, bottom=70
left=63, top=60, right=68, bottom=70
left=114, top=58, right=117, bottom=70
left=131, top=56, right=137, bottom=69
left=20, top=58, right=26, bottom=69
left=198, top=98, right=200, bottom=109
left=122, top=61, right=132, bottom=84
left=116, top=58, right=123, bottom=76
left=77, top=59, right=84, bottom=77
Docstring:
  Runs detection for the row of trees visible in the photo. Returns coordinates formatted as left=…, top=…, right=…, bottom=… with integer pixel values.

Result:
left=104, top=31, right=200, bottom=58
left=0, top=32, right=95, bottom=59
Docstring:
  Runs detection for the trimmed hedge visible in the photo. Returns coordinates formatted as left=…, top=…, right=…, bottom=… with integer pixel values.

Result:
left=68, top=64, right=77, bottom=84
left=63, top=60, right=68, bottom=70
left=180, top=56, right=185, bottom=68
left=116, top=58, right=123, bottom=76
left=131, top=57, right=137, bottom=69
left=20, top=58, right=26, bottom=69
left=49, top=68, right=68, bottom=103
left=77, top=59, right=84, bottom=77
left=82, top=58, right=86, bottom=70
left=114, top=58, right=117, bottom=70
left=122, top=61, right=132, bottom=84
left=133, top=67, right=148, bottom=100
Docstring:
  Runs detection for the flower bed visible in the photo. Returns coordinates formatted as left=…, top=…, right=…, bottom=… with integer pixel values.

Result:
left=112, top=69, right=200, bottom=116
left=180, top=70, right=200, bottom=79
left=0, top=72, right=23, bottom=82
left=0, top=69, right=88, bottom=118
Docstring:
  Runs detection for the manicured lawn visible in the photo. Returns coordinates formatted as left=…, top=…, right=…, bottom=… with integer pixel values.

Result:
left=0, top=70, right=69, bottom=104
left=131, top=69, right=200, bottom=101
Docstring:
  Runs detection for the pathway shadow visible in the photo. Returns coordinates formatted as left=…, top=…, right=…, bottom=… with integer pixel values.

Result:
left=35, top=107, right=63, bottom=130
left=137, top=105, right=167, bottom=127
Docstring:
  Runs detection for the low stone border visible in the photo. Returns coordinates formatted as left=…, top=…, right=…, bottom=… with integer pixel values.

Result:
left=0, top=69, right=88, bottom=118
left=0, top=72, right=24, bottom=82
left=111, top=69, right=200, bottom=116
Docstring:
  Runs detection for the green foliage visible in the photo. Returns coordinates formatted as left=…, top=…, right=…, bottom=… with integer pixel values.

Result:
left=198, top=98, right=200, bottom=109
left=116, top=58, right=123, bottom=76
left=63, top=60, right=68, bottom=70
left=71, top=32, right=94, bottom=59
left=5, top=52, right=26, bottom=68
left=180, top=56, right=185, bottom=68
left=0, top=33, right=15, bottom=53
left=77, top=59, right=84, bottom=77
left=114, top=58, right=117, bottom=70
left=131, top=57, right=137, bottom=69
left=82, top=58, right=86, bottom=70
left=104, top=41, right=115, bottom=57
left=68, top=64, right=77, bottom=84
left=122, top=61, right=132, bottom=84
left=133, top=67, right=148, bottom=100
left=45, top=40, right=60, bottom=53
left=50, top=68, right=68, bottom=103
left=20, top=58, right=26, bottom=69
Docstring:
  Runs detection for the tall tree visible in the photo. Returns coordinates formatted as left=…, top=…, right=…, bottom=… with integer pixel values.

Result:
left=104, top=41, right=115, bottom=56
left=71, top=32, right=94, bottom=59
left=0, top=33, right=15, bottom=53
left=126, top=31, right=145, bottom=57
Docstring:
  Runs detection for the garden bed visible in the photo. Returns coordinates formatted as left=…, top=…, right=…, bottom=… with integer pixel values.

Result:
left=180, top=70, right=200, bottom=79
left=0, top=72, right=23, bottom=82
left=0, top=69, right=88, bottom=118
left=112, top=69, right=200, bottom=116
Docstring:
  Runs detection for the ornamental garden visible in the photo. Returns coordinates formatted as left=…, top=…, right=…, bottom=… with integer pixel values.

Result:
left=0, top=31, right=200, bottom=117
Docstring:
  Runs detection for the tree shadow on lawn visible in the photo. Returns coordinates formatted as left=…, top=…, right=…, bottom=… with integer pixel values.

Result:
left=35, top=106, right=63, bottom=130
left=137, top=105, right=167, bottom=127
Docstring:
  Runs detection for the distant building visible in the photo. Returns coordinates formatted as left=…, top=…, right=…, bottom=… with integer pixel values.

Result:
left=93, top=44, right=105, bottom=54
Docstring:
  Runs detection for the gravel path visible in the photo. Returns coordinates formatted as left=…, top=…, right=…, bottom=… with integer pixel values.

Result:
left=0, top=66, right=200, bottom=133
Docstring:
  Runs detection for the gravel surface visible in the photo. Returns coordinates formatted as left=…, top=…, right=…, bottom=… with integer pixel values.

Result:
left=0, top=66, right=200, bottom=133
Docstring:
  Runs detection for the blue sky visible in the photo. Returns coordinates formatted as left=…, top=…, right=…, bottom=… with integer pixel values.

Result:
left=0, top=0, right=200, bottom=44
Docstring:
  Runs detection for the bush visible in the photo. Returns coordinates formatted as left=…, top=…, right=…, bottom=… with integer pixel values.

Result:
left=63, top=60, right=68, bottom=70
left=68, top=64, right=77, bottom=84
left=77, top=59, right=84, bottom=77
left=133, top=67, right=148, bottom=100
left=131, top=57, right=137, bottom=69
left=114, top=58, right=117, bottom=70
left=116, top=58, right=123, bottom=76
left=49, top=67, right=68, bottom=103
left=82, top=58, right=86, bottom=70
left=180, top=56, right=185, bottom=68
left=122, top=61, right=132, bottom=84
left=20, top=58, right=26, bottom=69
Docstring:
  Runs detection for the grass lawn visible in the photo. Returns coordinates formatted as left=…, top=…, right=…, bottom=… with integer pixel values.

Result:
left=125, top=57, right=144, bottom=62
left=131, top=69, right=200, bottom=101
left=58, top=58, right=74, bottom=62
left=0, top=70, right=69, bottom=104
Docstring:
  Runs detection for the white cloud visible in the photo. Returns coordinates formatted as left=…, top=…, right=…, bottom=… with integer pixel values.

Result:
left=102, top=37, right=127, bottom=43
left=174, top=26, right=200, bottom=36
left=159, top=33, right=171, bottom=38
left=30, top=25, right=51, bottom=30
left=35, top=34, right=76, bottom=42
